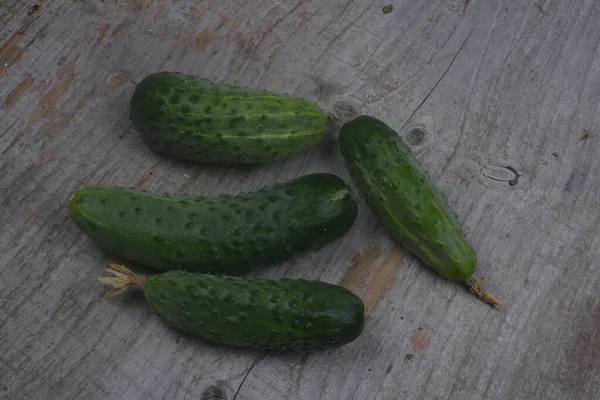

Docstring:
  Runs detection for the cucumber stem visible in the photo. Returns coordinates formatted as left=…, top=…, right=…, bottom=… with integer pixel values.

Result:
left=465, top=278, right=500, bottom=308
left=97, top=263, right=146, bottom=297
left=325, top=111, right=339, bottom=123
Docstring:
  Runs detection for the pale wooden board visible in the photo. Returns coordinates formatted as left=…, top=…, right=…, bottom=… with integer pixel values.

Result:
left=1, top=0, right=599, bottom=399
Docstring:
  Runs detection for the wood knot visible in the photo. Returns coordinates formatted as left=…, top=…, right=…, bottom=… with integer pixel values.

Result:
left=407, top=128, right=428, bottom=146
left=201, top=384, right=228, bottom=400
left=482, top=165, right=519, bottom=186
left=446, top=0, right=466, bottom=12
left=331, top=96, right=362, bottom=123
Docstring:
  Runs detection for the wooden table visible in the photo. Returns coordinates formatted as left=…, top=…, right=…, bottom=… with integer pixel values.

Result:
left=1, top=1, right=599, bottom=399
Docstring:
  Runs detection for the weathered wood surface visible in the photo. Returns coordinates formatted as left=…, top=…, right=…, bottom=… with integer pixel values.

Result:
left=1, top=0, right=599, bottom=399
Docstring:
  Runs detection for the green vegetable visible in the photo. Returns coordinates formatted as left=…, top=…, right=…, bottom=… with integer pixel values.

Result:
left=99, top=264, right=365, bottom=352
left=129, top=72, right=326, bottom=163
left=69, top=173, right=358, bottom=274
left=339, top=116, right=499, bottom=306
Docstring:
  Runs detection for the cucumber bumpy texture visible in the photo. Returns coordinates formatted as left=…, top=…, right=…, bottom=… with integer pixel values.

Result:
left=69, top=173, right=358, bottom=274
left=130, top=72, right=326, bottom=163
left=339, top=116, right=477, bottom=280
left=141, top=270, right=365, bottom=352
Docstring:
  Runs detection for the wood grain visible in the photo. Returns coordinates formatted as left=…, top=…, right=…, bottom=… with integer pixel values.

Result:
left=1, top=1, right=599, bottom=399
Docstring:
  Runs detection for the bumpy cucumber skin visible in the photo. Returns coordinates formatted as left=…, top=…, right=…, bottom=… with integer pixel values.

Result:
left=69, top=174, right=357, bottom=274
left=144, top=272, right=365, bottom=351
left=339, top=116, right=476, bottom=280
left=130, top=72, right=326, bottom=164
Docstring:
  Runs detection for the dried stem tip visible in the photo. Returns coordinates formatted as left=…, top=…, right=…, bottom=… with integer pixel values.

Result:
left=97, top=264, right=146, bottom=298
left=466, top=278, right=501, bottom=308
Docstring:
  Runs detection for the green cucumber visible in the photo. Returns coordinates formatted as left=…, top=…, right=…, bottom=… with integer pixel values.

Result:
left=339, top=116, right=476, bottom=281
left=69, top=173, right=357, bottom=274
left=99, top=264, right=365, bottom=352
left=130, top=72, right=326, bottom=163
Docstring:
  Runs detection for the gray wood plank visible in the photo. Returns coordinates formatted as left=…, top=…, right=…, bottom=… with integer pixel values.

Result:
left=1, top=1, right=599, bottom=399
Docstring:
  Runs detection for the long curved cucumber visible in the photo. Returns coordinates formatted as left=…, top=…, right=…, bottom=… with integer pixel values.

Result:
left=69, top=173, right=358, bottom=274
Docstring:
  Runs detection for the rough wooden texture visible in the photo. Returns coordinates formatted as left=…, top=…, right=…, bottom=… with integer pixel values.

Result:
left=1, top=1, right=599, bottom=399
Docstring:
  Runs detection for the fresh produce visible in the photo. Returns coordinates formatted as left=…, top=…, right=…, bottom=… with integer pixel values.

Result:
left=99, top=264, right=365, bottom=352
left=69, top=173, right=358, bottom=274
left=339, top=116, right=499, bottom=306
left=129, top=72, right=326, bottom=163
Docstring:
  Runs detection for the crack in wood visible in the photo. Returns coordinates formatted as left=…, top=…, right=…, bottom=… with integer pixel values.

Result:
left=401, top=28, right=473, bottom=131
left=232, top=355, right=265, bottom=400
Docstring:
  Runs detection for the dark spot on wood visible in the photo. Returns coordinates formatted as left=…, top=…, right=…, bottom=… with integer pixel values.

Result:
left=28, top=4, right=41, bottom=15
left=383, top=5, right=393, bottom=14
left=404, top=353, right=414, bottom=362
left=407, top=128, right=427, bottom=146
left=385, top=363, right=393, bottom=374
left=579, top=129, right=595, bottom=142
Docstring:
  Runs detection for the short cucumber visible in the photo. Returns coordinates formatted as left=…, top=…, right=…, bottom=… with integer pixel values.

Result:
left=339, top=116, right=476, bottom=280
left=99, top=264, right=365, bottom=352
left=130, top=72, right=326, bottom=163
left=69, top=173, right=357, bottom=274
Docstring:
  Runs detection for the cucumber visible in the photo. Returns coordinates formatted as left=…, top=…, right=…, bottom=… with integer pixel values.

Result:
left=339, top=116, right=476, bottom=281
left=69, top=173, right=357, bottom=274
left=130, top=72, right=326, bottom=163
left=99, top=264, right=365, bottom=352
